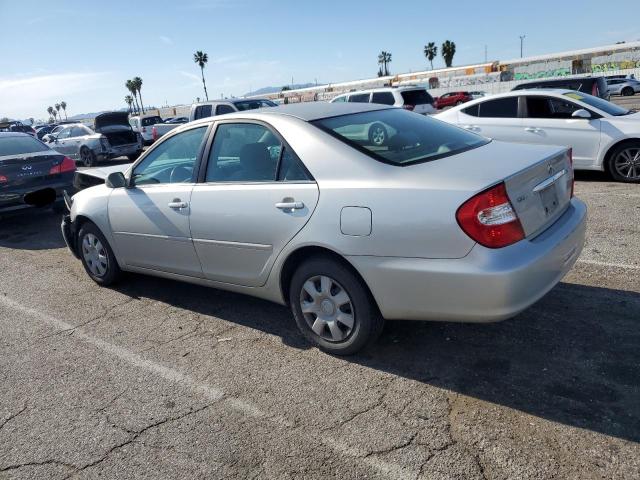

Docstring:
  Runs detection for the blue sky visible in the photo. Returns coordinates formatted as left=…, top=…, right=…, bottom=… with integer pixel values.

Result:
left=1, top=0, right=638, bottom=120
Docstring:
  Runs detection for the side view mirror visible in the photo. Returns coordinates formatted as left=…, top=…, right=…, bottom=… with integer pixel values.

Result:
left=571, top=109, right=591, bottom=119
left=105, top=171, right=127, bottom=189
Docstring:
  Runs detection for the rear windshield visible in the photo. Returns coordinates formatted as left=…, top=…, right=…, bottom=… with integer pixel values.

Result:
left=0, top=136, right=50, bottom=156
left=563, top=91, right=631, bottom=116
left=233, top=100, right=277, bottom=111
left=400, top=89, right=434, bottom=105
left=141, top=116, right=163, bottom=126
left=312, top=108, right=488, bottom=166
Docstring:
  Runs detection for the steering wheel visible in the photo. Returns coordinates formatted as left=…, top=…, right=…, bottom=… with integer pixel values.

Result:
left=169, top=165, right=193, bottom=183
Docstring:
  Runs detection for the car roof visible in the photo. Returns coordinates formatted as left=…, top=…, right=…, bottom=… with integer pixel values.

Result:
left=335, top=86, right=427, bottom=96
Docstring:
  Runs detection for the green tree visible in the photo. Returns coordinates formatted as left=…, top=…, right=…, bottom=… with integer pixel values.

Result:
left=193, top=50, right=209, bottom=101
left=47, top=106, right=54, bottom=120
left=55, top=103, right=61, bottom=121
left=377, top=51, right=392, bottom=76
left=442, top=40, right=456, bottom=68
left=132, top=77, right=144, bottom=114
left=281, top=85, right=291, bottom=91
left=126, top=80, right=139, bottom=114
left=60, top=101, right=68, bottom=120
left=125, top=95, right=134, bottom=114
left=424, top=42, right=438, bottom=69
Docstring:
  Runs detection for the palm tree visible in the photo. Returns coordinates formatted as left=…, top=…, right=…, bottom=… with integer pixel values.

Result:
left=60, top=101, right=68, bottom=120
left=441, top=40, right=456, bottom=68
left=132, top=77, right=144, bottom=114
left=47, top=106, right=55, bottom=122
left=125, top=95, right=134, bottom=114
left=424, top=42, right=438, bottom=70
left=193, top=51, right=209, bottom=101
left=126, top=80, right=139, bottom=114
left=377, top=51, right=392, bottom=76
left=55, top=103, right=61, bottom=121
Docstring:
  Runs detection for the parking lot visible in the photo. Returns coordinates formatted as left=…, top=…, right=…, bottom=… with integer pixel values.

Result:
left=0, top=171, right=637, bottom=480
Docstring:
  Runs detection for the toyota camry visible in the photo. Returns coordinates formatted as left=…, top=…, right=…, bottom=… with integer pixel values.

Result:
left=62, top=103, right=586, bottom=355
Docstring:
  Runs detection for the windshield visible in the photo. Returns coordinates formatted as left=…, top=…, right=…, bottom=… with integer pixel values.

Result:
left=312, top=108, right=489, bottom=166
left=0, top=136, right=50, bottom=156
left=233, top=100, right=277, bottom=111
left=400, top=89, right=434, bottom=105
left=563, top=91, right=631, bottom=116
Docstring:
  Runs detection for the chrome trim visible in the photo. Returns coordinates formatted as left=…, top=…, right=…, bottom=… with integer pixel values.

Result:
left=532, top=168, right=567, bottom=193
left=192, top=238, right=272, bottom=251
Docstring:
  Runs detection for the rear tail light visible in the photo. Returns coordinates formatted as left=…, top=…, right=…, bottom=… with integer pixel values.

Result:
left=152, top=126, right=158, bottom=141
left=402, top=104, right=415, bottom=111
left=567, top=148, right=574, bottom=198
left=0, top=175, right=7, bottom=183
left=49, top=156, right=76, bottom=175
left=456, top=182, right=525, bottom=249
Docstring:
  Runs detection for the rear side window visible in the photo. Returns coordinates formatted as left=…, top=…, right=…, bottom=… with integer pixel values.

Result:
left=478, top=97, right=518, bottom=118
left=312, top=108, right=488, bottom=166
left=141, top=116, right=162, bottom=127
left=371, top=92, right=396, bottom=105
left=0, top=136, right=50, bottom=156
left=194, top=105, right=213, bottom=120
left=348, top=93, right=370, bottom=103
left=233, top=100, right=277, bottom=111
left=216, top=104, right=235, bottom=115
left=525, top=96, right=581, bottom=119
left=462, top=104, right=480, bottom=117
left=71, top=127, right=89, bottom=137
left=400, top=89, right=434, bottom=105
left=332, top=96, right=347, bottom=103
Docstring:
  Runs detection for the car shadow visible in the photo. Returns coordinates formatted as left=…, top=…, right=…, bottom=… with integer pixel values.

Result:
left=0, top=208, right=66, bottom=250
left=112, top=273, right=640, bottom=444
left=573, top=170, right=613, bottom=183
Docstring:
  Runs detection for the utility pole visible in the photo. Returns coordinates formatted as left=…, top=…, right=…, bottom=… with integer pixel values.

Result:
left=519, top=35, right=526, bottom=58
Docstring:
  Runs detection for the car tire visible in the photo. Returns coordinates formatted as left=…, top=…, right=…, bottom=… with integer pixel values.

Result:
left=622, top=87, right=634, bottom=97
left=77, top=222, right=121, bottom=286
left=368, top=123, right=388, bottom=147
left=289, top=256, right=384, bottom=355
left=80, top=147, right=96, bottom=167
left=607, top=142, right=640, bottom=183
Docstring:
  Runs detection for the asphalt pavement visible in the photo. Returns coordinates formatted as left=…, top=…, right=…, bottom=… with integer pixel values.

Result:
left=0, top=172, right=638, bottom=479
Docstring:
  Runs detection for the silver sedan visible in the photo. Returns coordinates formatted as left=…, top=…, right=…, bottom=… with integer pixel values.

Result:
left=61, top=103, right=587, bottom=355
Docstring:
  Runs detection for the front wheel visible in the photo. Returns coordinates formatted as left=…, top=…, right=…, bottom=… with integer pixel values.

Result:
left=607, top=142, right=640, bottom=183
left=289, top=256, right=383, bottom=355
left=622, top=87, right=634, bottom=97
left=78, top=222, right=121, bottom=285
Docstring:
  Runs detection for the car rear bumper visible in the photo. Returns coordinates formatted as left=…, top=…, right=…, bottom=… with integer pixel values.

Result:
left=0, top=179, right=74, bottom=213
left=348, top=198, right=587, bottom=322
left=99, top=144, right=141, bottom=160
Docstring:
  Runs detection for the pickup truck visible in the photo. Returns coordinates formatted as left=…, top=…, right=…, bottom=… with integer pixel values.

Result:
left=151, top=120, right=185, bottom=142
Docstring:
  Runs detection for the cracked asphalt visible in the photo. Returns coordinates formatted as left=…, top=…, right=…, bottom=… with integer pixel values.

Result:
left=1, top=172, right=639, bottom=479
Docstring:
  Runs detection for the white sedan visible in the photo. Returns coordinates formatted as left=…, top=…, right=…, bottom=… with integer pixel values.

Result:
left=434, top=89, right=640, bottom=182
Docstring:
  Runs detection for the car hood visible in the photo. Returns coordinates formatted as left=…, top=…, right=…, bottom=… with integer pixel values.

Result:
left=77, top=163, right=132, bottom=180
left=94, top=112, right=131, bottom=132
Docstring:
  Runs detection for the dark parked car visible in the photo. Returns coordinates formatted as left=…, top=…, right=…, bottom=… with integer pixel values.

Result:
left=0, top=121, right=36, bottom=136
left=35, top=124, right=58, bottom=139
left=434, top=91, right=473, bottom=109
left=0, top=132, right=76, bottom=214
left=513, top=76, right=610, bottom=100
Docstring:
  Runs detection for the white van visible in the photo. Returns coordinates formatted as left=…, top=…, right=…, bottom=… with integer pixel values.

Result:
left=330, top=86, right=437, bottom=115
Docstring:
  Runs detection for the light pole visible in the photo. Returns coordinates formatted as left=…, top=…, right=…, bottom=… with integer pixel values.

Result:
left=519, top=35, right=526, bottom=58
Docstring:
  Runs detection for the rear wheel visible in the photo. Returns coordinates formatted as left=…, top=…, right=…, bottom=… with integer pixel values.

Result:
left=78, top=222, right=121, bottom=285
left=622, top=87, right=634, bottom=97
left=80, top=147, right=96, bottom=167
left=607, top=142, right=640, bottom=183
left=289, top=256, right=383, bottom=355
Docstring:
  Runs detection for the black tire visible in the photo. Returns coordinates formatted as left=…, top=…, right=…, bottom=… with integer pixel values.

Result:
left=622, top=87, right=634, bottom=97
left=607, top=142, right=640, bottom=183
left=77, top=222, right=121, bottom=286
left=368, top=123, right=388, bottom=147
left=289, top=256, right=384, bottom=355
left=128, top=151, right=142, bottom=162
left=80, top=147, right=96, bottom=167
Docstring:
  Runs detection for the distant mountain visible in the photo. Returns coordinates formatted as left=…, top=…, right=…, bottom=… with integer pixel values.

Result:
left=244, top=83, right=320, bottom=96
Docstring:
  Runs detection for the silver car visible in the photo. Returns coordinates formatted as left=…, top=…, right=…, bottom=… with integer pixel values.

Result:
left=47, top=113, right=143, bottom=167
left=61, top=103, right=586, bottom=355
left=606, top=78, right=640, bottom=96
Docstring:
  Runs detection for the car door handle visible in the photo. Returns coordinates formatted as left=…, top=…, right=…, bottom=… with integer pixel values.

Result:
left=275, top=201, right=304, bottom=210
left=168, top=199, right=188, bottom=209
left=462, top=125, right=479, bottom=131
left=525, top=127, right=542, bottom=133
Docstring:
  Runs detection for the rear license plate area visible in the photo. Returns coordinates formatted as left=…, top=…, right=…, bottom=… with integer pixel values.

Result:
left=539, top=184, right=559, bottom=217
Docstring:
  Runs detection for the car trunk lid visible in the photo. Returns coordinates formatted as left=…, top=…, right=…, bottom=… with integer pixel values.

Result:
left=0, top=151, right=65, bottom=187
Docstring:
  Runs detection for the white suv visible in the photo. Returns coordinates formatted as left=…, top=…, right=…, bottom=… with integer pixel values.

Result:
left=330, top=87, right=437, bottom=115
